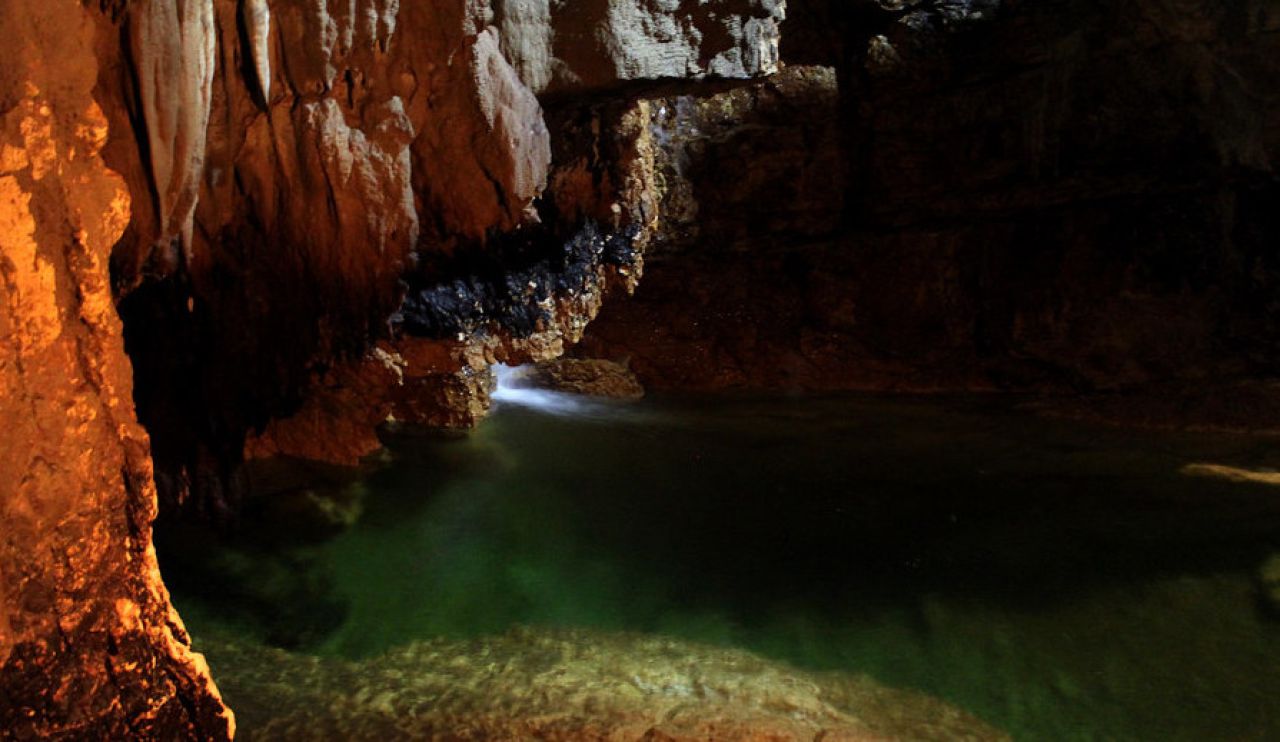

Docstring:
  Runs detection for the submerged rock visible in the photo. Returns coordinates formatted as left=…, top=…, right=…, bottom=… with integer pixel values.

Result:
left=201, top=627, right=1007, bottom=741
left=1260, top=554, right=1280, bottom=617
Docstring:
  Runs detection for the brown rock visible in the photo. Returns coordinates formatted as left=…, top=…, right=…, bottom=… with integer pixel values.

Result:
left=98, top=0, right=557, bottom=509
left=93, top=0, right=790, bottom=501
left=245, top=347, right=406, bottom=466
left=582, top=2, right=1280, bottom=396
left=409, top=5, right=552, bottom=239
left=0, top=1, right=231, bottom=736
left=528, top=358, right=646, bottom=399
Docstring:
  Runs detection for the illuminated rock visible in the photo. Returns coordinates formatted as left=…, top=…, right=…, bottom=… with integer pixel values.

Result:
left=0, top=0, right=231, bottom=736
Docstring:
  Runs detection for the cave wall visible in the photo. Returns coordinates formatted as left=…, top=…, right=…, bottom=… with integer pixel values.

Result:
left=102, top=0, right=546, bottom=516
left=1, top=0, right=787, bottom=735
left=580, top=0, right=1280, bottom=396
left=90, top=0, right=784, bottom=512
left=9, top=0, right=1279, bottom=734
left=0, top=1, right=232, bottom=736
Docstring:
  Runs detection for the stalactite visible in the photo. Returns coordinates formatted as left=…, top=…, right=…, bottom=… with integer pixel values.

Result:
left=128, top=0, right=217, bottom=263
left=242, top=0, right=271, bottom=104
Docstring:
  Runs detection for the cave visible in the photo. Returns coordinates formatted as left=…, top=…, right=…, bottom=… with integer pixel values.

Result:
left=3, top=0, right=1280, bottom=739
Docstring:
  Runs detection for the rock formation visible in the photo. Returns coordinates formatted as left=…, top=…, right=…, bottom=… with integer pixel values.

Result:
left=0, top=0, right=783, bottom=735
left=523, top=358, right=646, bottom=399
left=201, top=626, right=1008, bottom=741
left=0, top=1, right=231, bottom=737
left=580, top=0, right=1280, bottom=401
left=90, top=0, right=785, bottom=516
left=496, top=0, right=786, bottom=94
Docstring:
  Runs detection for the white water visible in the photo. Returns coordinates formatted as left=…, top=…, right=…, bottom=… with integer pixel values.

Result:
left=491, top=364, right=626, bottom=419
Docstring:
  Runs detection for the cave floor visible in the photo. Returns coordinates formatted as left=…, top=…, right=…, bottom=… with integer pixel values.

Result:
left=162, top=392, right=1280, bottom=740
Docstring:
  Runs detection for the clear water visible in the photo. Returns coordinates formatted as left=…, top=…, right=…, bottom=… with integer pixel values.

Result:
left=163, top=392, right=1280, bottom=741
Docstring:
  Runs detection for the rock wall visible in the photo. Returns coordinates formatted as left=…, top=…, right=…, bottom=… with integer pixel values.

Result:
left=0, top=0, right=232, bottom=737
left=496, top=0, right=786, bottom=94
left=1, top=0, right=788, bottom=735
left=88, top=0, right=784, bottom=513
left=18, top=0, right=1280, bottom=734
left=580, top=0, right=1280, bottom=397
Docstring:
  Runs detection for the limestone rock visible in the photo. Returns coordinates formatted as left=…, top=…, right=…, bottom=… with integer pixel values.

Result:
left=496, top=0, right=788, bottom=94
left=242, top=0, right=272, bottom=103
left=127, top=0, right=217, bottom=258
left=640, top=65, right=843, bottom=256
left=245, top=346, right=406, bottom=466
left=201, top=627, right=1008, bottom=741
left=413, top=21, right=552, bottom=239
left=528, top=358, right=646, bottom=399
left=0, top=1, right=231, bottom=736
left=103, top=0, right=559, bottom=509
left=583, top=1, right=1280, bottom=396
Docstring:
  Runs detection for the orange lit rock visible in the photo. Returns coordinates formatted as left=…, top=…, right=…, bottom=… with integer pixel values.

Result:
left=525, top=358, right=646, bottom=399
left=0, top=1, right=231, bottom=737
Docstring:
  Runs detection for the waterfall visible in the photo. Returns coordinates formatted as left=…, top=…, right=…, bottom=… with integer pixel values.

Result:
left=491, top=365, right=627, bottom=418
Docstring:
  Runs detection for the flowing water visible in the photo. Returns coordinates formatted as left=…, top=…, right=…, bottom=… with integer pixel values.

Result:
left=161, top=381, right=1280, bottom=740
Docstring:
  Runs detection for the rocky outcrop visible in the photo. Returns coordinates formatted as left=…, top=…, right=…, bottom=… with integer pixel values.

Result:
left=245, top=92, right=661, bottom=461
left=202, top=626, right=1008, bottom=740
left=640, top=65, right=843, bottom=256
left=580, top=1, right=1280, bottom=400
left=0, top=0, right=231, bottom=736
left=525, top=358, right=646, bottom=399
left=93, top=0, right=784, bottom=512
left=105, top=0, right=427, bottom=516
left=496, top=0, right=786, bottom=95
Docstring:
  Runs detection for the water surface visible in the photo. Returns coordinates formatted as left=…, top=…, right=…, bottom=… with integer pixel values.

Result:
left=164, top=392, right=1280, bottom=740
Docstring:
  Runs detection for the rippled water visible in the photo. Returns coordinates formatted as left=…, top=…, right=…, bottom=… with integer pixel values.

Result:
left=162, top=392, right=1280, bottom=740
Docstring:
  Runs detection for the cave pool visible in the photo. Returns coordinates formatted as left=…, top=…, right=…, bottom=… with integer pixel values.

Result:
left=161, top=390, right=1280, bottom=740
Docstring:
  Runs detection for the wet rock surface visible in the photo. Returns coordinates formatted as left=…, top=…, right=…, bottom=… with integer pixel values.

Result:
left=399, top=221, right=642, bottom=341
left=639, top=65, right=844, bottom=256
left=244, top=217, right=646, bottom=462
left=200, top=626, right=1007, bottom=741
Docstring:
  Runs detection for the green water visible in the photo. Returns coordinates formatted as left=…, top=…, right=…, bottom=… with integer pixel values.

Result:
left=163, top=394, right=1280, bottom=740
